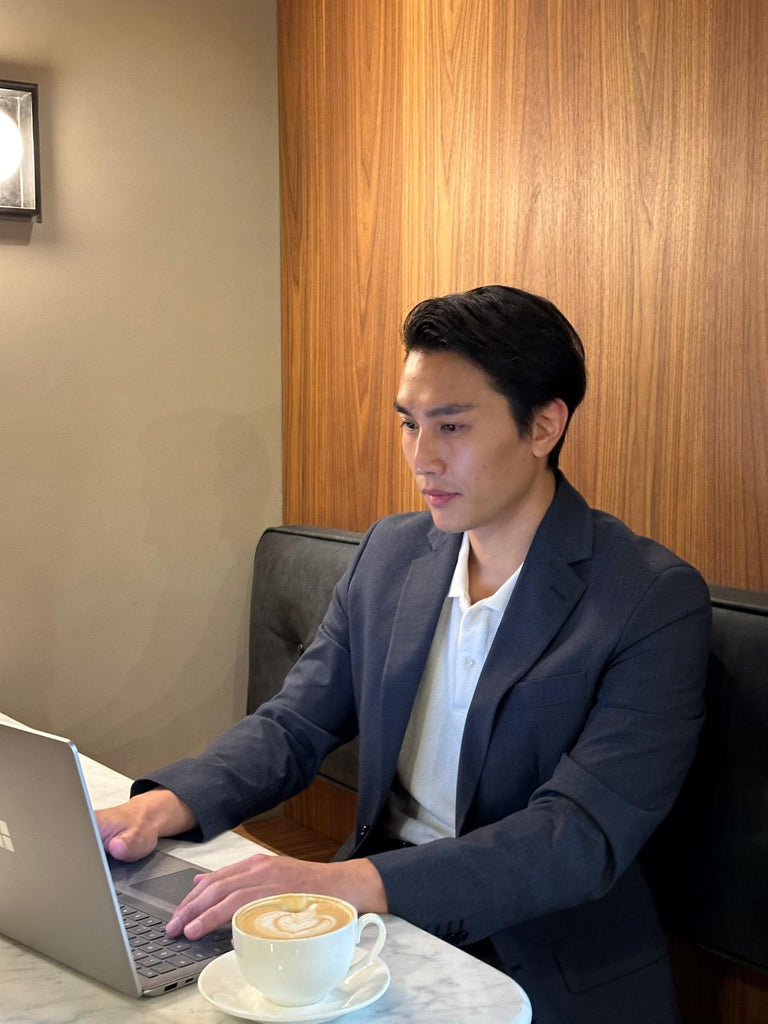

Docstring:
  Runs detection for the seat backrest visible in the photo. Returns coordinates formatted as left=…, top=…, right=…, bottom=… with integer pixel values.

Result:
left=642, top=585, right=768, bottom=973
left=248, top=525, right=362, bottom=789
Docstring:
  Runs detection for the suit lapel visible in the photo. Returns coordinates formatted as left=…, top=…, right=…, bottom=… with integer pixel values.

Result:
left=362, top=527, right=461, bottom=821
left=456, top=476, right=593, bottom=831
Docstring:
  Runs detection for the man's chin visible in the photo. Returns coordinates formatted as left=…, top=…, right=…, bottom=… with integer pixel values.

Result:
left=426, top=507, right=466, bottom=534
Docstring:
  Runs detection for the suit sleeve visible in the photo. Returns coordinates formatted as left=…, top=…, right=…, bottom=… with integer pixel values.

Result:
left=368, top=563, right=711, bottom=942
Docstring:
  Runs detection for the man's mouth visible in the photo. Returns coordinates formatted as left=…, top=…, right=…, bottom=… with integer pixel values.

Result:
left=422, top=490, right=459, bottom=508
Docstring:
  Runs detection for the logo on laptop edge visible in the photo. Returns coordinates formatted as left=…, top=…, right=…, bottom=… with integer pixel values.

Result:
left=0, top=820, right=14, bottom=852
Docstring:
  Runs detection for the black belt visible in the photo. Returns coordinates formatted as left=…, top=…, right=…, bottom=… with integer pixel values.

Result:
left=365, top=825, right=416, bottom=854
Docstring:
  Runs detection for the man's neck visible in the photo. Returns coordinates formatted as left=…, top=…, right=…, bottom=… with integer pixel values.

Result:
left=466, top=470, right=556, bottom=602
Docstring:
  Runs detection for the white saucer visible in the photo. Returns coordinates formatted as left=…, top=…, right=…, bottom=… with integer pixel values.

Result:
left=198, top=948, right=390, bottom=1023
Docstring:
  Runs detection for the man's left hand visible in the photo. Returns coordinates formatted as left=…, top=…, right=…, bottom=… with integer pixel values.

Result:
left=166, top=853, right=388, bottom=939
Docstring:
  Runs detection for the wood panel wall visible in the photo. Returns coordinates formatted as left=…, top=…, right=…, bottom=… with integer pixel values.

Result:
left=277, top=1, right=767, bottom=1020
left=280, top=0, right=767, bottom=589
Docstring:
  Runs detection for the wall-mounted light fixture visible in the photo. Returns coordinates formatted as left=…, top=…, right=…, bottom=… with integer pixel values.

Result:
left=0, top=80, right=41, bottom=219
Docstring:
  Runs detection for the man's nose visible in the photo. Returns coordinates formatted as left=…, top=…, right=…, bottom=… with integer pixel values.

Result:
left=413, top=433, right=444, bottom=475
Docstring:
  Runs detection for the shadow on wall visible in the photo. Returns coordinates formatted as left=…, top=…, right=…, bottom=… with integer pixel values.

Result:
left=0, top=220, right=34, bottom=245
left=2, top=407, right=276, bottom=778
left=77, top=408, right=276, bottom=777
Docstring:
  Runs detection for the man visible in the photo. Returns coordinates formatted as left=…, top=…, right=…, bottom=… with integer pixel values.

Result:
left=98, top=286, right=710, bottom=1023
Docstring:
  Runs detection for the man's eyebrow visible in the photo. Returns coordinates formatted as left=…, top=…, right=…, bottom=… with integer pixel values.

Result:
left=393, top=401, right=476, bottom=417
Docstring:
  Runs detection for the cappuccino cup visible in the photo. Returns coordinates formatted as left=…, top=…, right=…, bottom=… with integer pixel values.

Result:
left=233, top=893, right=386, bottom=1006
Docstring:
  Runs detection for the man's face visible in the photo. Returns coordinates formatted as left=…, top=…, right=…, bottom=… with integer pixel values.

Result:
left=395, top=349, right=550, bottom=540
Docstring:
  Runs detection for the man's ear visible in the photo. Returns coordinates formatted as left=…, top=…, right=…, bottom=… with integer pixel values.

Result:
left=530, top=398, right=569, bottom=458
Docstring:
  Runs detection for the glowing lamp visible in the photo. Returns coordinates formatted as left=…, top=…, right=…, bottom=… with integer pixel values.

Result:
left=0, top=81, right=40, bottom=219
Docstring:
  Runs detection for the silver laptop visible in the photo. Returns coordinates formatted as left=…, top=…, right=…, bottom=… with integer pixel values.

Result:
left=0, top=721, right=231, bottom=997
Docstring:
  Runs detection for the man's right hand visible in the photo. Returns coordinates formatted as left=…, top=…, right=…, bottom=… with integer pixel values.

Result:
left=95, top=788, right=197, bottom=862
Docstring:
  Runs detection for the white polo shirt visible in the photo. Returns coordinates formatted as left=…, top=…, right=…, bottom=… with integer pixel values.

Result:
left=385, top=532, right=522, bottom=845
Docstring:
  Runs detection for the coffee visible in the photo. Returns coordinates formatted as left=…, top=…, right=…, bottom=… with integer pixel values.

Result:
left=236, top=895, right=354, bottom=940
left=233, top=894, right=387, bottom=1006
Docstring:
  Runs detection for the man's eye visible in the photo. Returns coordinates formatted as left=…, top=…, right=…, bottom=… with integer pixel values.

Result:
left=440, top=423, right=459, bottom=432
left=400, top=420, right=417, bottom=432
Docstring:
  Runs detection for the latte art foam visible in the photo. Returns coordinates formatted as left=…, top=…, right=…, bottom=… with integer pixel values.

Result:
left=258, top=906, right=337, bottom=938
left=237, top=895, right=354, bottom=940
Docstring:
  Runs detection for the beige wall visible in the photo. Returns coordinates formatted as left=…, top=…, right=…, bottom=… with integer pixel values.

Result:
left=0, top=0, right=281, bottom=776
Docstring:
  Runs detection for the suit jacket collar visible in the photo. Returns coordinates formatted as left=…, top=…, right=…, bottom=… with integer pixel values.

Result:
left=364, top=524, right=461, bottom=820
left=455, top=472, right=594, bottom=830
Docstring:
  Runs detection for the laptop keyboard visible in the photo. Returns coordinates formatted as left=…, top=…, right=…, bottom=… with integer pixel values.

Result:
left=118, top=899, right=231, bottom=979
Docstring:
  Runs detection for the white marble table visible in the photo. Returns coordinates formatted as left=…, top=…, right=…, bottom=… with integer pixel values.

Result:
left=0, top=714, right=532, bottom=1023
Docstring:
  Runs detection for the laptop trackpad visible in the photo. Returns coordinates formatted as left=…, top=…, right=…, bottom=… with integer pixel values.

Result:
left=110, top=850, right=210, bottom=912
left=129, top=867, right=201, bottom=906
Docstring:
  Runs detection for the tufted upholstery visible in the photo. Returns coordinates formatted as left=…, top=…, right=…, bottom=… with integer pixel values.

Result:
left=248, top=525, right=362, bottom=789
left=247, top=525, right=768, bottom=972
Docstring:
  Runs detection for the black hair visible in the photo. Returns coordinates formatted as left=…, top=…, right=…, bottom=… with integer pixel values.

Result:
left=402, top=285, right=587, bottom=468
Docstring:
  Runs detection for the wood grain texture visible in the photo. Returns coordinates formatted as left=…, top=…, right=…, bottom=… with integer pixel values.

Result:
left=280, top=0, right=767, bottom=587
left=284, top=776, right=358, bottom=843
left=235, top=814, right=343, bottom=862
left=280, top=0, right=414, bottom=528
left=278, top=1, right=768, bottom=1019
left=669, top=937, right=768, bottom=1024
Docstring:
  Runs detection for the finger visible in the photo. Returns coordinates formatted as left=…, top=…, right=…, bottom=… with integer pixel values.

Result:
left=167, top=875, right=261, bottom=938
left=170, top=860, right=259, bottom=918
left=104, top=829, right=153, bottom=863
left=95, top=804, right=158, bottom=863
left=166, top=855, right=326, bottom=938
left=104, top=835, right=131, bottom=860
left=183, top=889, right=262, bottom=939
left=166, top=865, right=269, bottom=935
left=174, top=854, right=276, bottom=911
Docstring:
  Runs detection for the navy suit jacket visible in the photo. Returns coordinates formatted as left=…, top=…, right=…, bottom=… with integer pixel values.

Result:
left=142, top=475, right=711, bottom=1023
